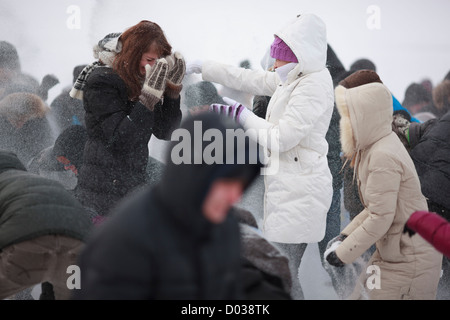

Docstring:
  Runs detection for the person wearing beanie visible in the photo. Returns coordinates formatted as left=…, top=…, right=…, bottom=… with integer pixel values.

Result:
left=402, top=82, right=433, bottom=115
left=186, top=13, right=334, bottom=300
left=183, top=80, right=225, bottom=116
left=72, top=20, right=184, bottom=217
left=53, top=124, right=87, bottom=172
left=73, top=113, right=263, bottom=299
left=349, top=58, right=376, bottom=73
left=28, top=124, right=88, bottom=192
left=324, top=69, right=442, bottom=300
left=270, top=36, right=298, bottom=63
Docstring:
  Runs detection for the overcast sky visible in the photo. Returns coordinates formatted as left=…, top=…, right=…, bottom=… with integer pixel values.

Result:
left=1, top=0, right=450, bottom=103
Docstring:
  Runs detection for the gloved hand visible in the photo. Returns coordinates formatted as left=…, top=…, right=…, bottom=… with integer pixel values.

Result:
left=186, top=59, right=203, bottom=75
left=164, top=52, right=186, bottom=99
left=403, top=223, right=416, bottom=237
left=38, top=74, right=59, bottom=101
left=324, top=234, right=347, bottom=267
left=209, top=97, right=251, bottom=124
left=139, top=58, right=169, bottom=110
left=326, top=251, right=345, bottom=267
left=41, top=74, right=60, bottom=90
left=166, top=52, right=186, bottom=86
left=324, top=240, right=345, bottom=267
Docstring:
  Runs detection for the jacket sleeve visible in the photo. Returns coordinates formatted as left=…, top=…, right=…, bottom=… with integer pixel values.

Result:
left=337, top=152, right=401, bottom=263
left=202, top=60, right=279, bottom=97
left=409, top=118, right=437, bottom=149
left=407, top=211, right=450, bottom=257
left=151, top=95, right=182, bottom=140
left=341, top=208, right=369, bottom=236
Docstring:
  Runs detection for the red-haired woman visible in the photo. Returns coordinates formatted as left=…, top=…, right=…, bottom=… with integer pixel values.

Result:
left=72, top=20, right=185, bottom=219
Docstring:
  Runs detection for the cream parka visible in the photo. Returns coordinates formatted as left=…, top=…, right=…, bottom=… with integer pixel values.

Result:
left=202, top=14, right=334, bottom=243
left=334, top=81, right=442, bottom=299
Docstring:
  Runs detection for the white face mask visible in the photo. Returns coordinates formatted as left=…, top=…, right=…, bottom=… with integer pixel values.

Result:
left=275, top=62, right=297, bottom=83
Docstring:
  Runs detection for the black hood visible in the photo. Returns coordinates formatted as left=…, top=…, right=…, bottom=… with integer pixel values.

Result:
left=154, top=112, right=263, bottom=236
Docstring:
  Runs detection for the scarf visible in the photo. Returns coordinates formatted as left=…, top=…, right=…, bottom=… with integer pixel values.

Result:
left=70, top=32, right=122, bottom=100
left=275, top=62, right=297, bottom=83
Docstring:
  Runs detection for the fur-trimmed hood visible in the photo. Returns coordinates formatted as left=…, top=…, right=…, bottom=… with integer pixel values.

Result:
left=335, top=72, right=393, bottom=163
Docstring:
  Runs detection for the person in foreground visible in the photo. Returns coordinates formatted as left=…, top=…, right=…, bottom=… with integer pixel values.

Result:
left=324, top=70, right=442, bottom=300
left=73, top=112, right=263, bottom=299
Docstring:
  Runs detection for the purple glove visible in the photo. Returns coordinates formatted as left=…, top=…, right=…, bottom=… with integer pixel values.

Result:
left=209, top=97, right=249, bottom=124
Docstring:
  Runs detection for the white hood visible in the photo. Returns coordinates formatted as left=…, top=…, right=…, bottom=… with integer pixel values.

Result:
left=274, top=13, right=328, bottom=75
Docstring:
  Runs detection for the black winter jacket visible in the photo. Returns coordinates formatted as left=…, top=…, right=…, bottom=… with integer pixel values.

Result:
left=75, top=67, right=181, bottom=216
left=410, top=110, right=450, bottom=219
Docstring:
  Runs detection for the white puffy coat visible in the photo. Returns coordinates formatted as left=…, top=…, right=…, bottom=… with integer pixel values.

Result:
left=202, top=14, right=334, bottom=243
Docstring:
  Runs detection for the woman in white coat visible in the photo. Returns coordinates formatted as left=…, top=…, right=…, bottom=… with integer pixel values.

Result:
left=187, top=13, right=334, bottom=299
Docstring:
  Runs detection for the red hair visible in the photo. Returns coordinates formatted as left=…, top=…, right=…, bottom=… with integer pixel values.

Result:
left=113, top=20, right=172, bottom=100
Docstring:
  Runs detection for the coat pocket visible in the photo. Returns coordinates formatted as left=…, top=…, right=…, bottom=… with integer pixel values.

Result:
left=377, top=232, right=405, bottom=263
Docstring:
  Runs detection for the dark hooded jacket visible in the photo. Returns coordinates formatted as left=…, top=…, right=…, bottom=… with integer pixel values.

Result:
left=74, top=113, right=262, bottom=300
left=409, top=110, right=450, bottom=220
left=75, top=67, right=182, bottom=216
left=0, top=150, right=92, bottom=249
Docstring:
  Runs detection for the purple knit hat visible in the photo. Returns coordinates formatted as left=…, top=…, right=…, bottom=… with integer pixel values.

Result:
left=270, top=36, right=298, bottom=63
